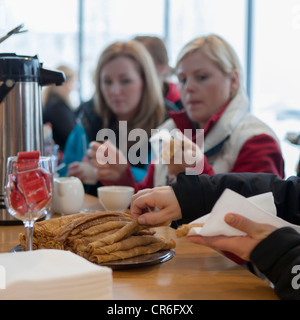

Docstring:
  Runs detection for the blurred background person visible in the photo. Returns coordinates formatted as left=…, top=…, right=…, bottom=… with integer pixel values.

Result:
left=134, top=35, right=184, bottom=110
left=42, top=65, right=77, bottom=151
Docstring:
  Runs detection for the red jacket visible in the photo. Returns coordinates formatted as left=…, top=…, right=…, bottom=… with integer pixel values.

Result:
left=101, top=91, right=284, bottom=191
left=102, top=113, right=284, bottom=193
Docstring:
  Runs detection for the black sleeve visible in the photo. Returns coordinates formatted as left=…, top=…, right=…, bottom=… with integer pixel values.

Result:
left=171, top=172, right=300, bottom=225
left=250, top=227, right=300, bottom=300
left=43, top=101, right=76, bottom=150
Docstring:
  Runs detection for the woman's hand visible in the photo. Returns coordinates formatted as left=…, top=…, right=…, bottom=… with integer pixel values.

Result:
left=67, top=157, right=89, bottom=181
left=87, top=140, right=128, bottom=181
left=187, top=213, right=277, bottom=261
left=131, top=186, right=182, bottom=226
left=163, top=131, right=203, bottom=176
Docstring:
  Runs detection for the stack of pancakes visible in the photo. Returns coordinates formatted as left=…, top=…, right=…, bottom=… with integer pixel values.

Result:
left=19, top=211, right=176, bottom=264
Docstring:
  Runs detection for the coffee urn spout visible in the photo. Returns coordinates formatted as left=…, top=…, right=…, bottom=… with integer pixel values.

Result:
left=39, top=66, right=65, bottom=87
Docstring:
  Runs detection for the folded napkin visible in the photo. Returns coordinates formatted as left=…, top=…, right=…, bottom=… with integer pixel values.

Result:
left=0, top=249, right=113, bottom=300
left=188, top=189, right=300, bottom=237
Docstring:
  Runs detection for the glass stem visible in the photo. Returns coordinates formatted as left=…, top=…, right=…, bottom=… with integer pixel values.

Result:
left=24, top=220, right=34, bottom=251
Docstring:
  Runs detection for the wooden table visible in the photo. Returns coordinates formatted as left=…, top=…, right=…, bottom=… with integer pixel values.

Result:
left=0, top=194, right=278, bottom=300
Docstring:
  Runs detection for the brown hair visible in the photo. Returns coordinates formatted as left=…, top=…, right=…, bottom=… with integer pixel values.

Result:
left=134, top=35, right=169, bottom=68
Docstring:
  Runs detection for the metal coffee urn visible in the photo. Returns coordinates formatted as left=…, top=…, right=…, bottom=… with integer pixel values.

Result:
left=0, top=54, right=65, bottom=224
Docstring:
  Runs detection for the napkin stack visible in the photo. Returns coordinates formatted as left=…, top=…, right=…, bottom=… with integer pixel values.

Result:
left=188, top=189, right=300, bottom=237
left=0, top=249, right=113, bottom=300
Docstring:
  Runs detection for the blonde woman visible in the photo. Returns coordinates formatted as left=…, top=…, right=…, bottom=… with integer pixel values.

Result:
left=95, top=34, right=284, bottom=191
left=166, top=34, right=284, bottom=179
left=62, top=40, right=167, bottom=195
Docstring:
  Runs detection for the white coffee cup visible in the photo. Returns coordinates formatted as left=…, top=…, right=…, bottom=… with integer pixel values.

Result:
left=97, top=186, right=135, bottom=212
left=79, top=162, right=98, bottom=185
left=52, top=177, right=85, bottom=215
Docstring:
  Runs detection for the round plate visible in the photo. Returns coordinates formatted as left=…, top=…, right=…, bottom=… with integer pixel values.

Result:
left=11, top=245, right=175, bottom=270
left=101, top=249, right=175, bottom=270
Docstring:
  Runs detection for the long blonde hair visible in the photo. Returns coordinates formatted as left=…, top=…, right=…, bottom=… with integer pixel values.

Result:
left=176, top=34, right=244, bottom=98
left=94, top=40, right=165, bottom=141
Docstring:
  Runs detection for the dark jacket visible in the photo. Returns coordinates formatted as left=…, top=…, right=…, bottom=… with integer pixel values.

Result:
left=251, top=227, right=300, bottom=300
left=43, top=94, right=76, bottom=150
left=171, top=172, right=300, bottom=300
left=172, top=173, right=300, bottom=226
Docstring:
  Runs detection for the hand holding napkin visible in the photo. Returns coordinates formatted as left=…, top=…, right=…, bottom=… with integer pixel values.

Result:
left=0, top=249, right=113, bottom=300
left=187, top=189, right=300, bottom=237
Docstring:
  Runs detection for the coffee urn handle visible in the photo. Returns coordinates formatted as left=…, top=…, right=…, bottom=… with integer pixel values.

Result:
left=39, top=67, right=65, bottom=87
left=0, top=79, right=15, bottom=103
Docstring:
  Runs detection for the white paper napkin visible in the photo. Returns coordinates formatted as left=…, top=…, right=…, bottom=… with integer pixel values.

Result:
left=0, top=249, right=113, bottom=300
left=187, top=188, right=300, bottom=237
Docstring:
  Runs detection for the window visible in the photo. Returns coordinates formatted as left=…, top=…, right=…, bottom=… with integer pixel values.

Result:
left=252, top=0, right=300, bottom=177
left=168, top=0, right=247, bottom=70
left=0, top=0, right=80, bottom=104
left=81, top=0, right=165, bottom=100
left=0, top=0, right=246, bottom=104
left=0, top=0, right=78, bottom=67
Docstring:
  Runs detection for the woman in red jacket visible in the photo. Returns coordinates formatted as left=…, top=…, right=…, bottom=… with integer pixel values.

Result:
left=88, top=34, right=284, bottom=191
